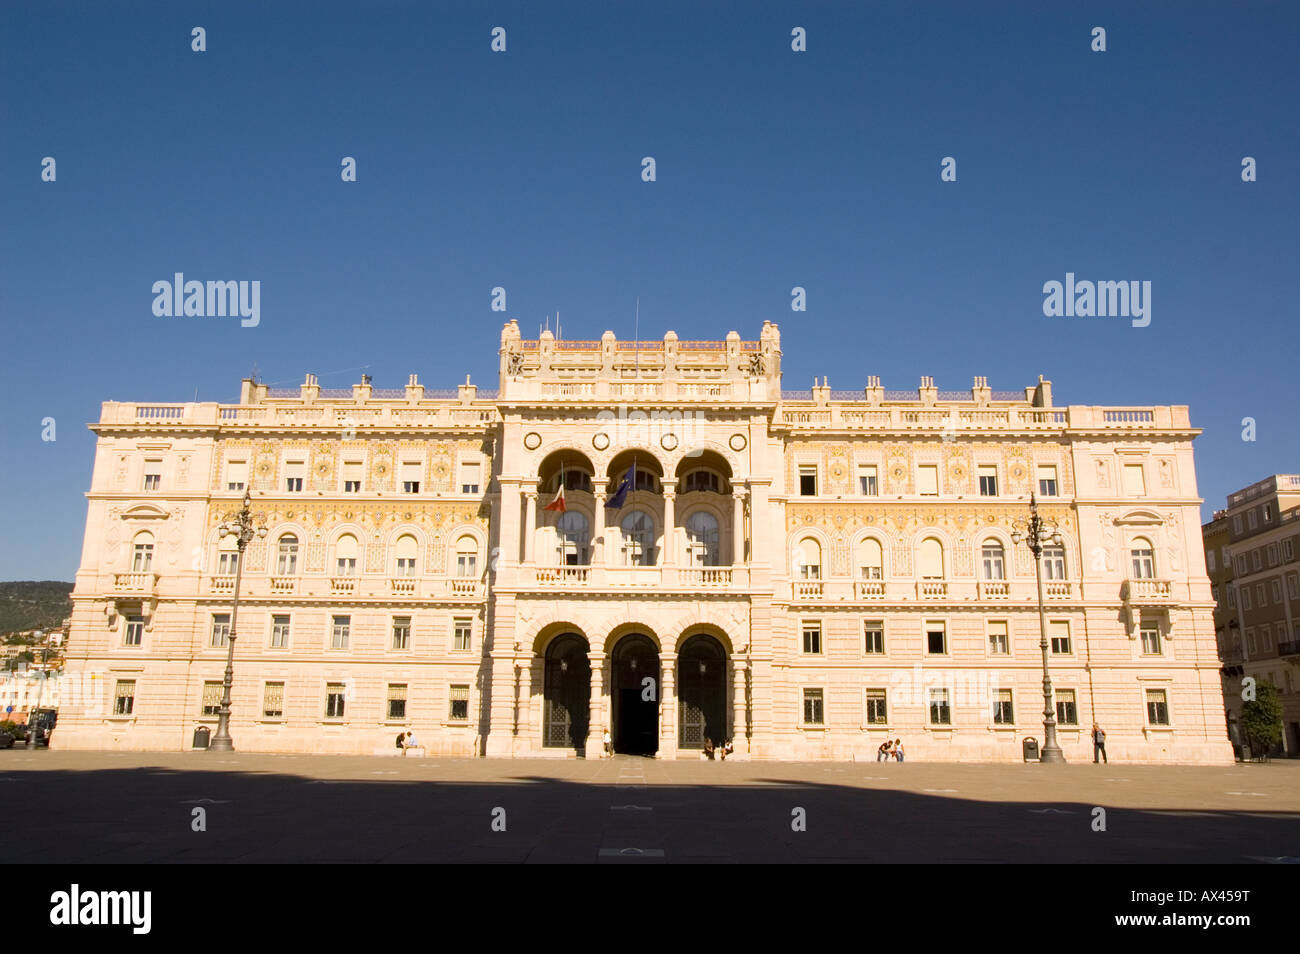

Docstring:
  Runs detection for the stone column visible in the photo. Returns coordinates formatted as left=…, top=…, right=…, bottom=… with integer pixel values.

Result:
left=523, top=489, right=537, bottom=564
left=594, top=492, right=607, bottom=565
left=732, top=659, right=749, bottom=755
left=733, top=488, right=747, bottom=565
left=662, top=479, right=677, bottom=566
left=659, top=652, right=678, bottom=759
left=586, top=650, right=606, bottom=759
left=498, top=477, right=521, bottom=569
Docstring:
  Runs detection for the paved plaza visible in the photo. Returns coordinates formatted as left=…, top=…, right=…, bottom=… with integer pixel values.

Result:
left=1, top=751, right=1297, bottom=863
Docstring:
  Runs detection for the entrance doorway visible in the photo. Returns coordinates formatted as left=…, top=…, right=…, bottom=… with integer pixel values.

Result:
left=678, top=634, right=728, bottom=749
left=610, top=634, right=660, bottom=755
left=543, top=634, right=591, bottom=755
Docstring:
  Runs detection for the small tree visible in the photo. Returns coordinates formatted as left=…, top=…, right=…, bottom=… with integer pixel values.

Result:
left=1241, top=681, right=1283, bottom=759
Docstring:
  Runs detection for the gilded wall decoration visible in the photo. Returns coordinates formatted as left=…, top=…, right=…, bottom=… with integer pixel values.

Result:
left=825, top=444, right=851, bottom=495
left=370, top=442, right=395, bottom=492
left=886, top=444, right=910, bottom=494
left=306, top=543, right=325, bottom=572
left=366, top=539, right=386, bottom=572
left=429, top=442, right=453, bottom=491
left=943, top=444, right=970, bottom=495
left=246, top=540, right=267, bottom=572
left=254, top=442, right=279, bottom=491
left=310, top=442, right=336, bottom=491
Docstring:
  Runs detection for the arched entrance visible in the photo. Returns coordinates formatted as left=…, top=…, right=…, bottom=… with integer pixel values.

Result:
left=610, top=634, right=660, bottom=755
left=678, top=634, right=728, bottom=749
left=543, top=634, right=591, bottom=755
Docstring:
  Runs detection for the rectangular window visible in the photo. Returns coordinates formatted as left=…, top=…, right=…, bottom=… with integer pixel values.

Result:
left=285, top=460, right=305, bottom=493
left=456, top=551, right=477, bottom=578
left=865, top=689, right=887, bottom=725
left=1256, top=583, right=1266, bottom=606
left=1206, top=549, right=1216, bottom=572
left=460, top=461, right=481, bottom=494
left=325, top=683, right=346, bottom=719
left=453, top=618, right=472, bottom=652
left=1247, top=510, right=1258, bottom=530
left=1236, top=555, right=1247, bottom=575
left=124, top=615, right=144, bottom=646
left=1232, top=515, right=1243, bottom=534
left=1260, top=624, right=1271, bottom=650
left=1284, top=540, right=1294, bottom=562
left=210, top=613, right=231, bottom=648
left=1263, top=503, right=1273, bottom=523
left=1049, top=620, right=1071, bottom=655
left=1227, top=586, right=1237, bottom=608
left=343, top=461, right=362, bottom=493
left=858, top=465, right=878, bottom=496
left=1122, top=463, right=1146, bottom=497
left=387, top=684, right=407, bottom=720
left=263, top=681, right=284, bottom=719
left=1267, top=544, right=1279, bottom=567
left=225, top=459, right=248, bottom=491
left=392, top=616, right=411, bottom=650
left=978, top=465, right=998, bottom=497
left=1271, top=579, right=1282, bottom=602
left=1037, top=465, right=1058, bottom=497
left=271, top=614, right=291, bottom=649
left=1288, top=574, right=1299, bottom=599
left=926, top=621, right=946, bottom=655
left=285, top=476, right=303, bottom=492
left=863, top=621, right=884, bottom=655
left=802, top=622, right=822, bottom=655
left=799, top=465, right=818, bottom=497
left=217, top=551, right=240, bottom=576
left=1246, top=628, right=1257, bottom=654
left=929, top=688, right=951, bottom=725
left=988, top=620, right=1009, bottom=655
left=1252, top=550, right=1262, bottom=571
left=401, top=461, right=421, bottom=494
left=917, top=464, right=939, bottom=497
left=331, top=615, right=351, bottom=650
left=802, top=688, right=824, bottom=725
left=993, top=688, right=1014, bottom=725
left=1145, top=689, right=1170, bottom=725
left=143, top=460, right=162, bottom=491
left=396, top=557, right=416, bottom=577
left=201, top=681, right=223, bottom=716
left=1140, top=622, right=1162, bottom=655
left=1055, top=689, right=1078, bottom=725
left=449, top=684, right=470, bottom=721
left=113, top=679, right=136, bottom=715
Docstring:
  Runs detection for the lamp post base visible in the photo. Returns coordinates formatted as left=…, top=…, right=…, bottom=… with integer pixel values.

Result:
left=1039, top=743, right=1066, bottom=764
left=208, top=738, right=234, bottom=752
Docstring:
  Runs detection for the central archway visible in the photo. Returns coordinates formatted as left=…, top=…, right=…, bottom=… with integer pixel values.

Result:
left=609, top=634, right=660, bottom=755
left=678, top=634, right=728, bottom=749
left=543, top=634, right=591, bottom=755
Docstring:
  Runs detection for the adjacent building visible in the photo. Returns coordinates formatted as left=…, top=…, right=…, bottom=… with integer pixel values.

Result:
left=53, top=322, right=1233, bottom=762
left=1204, top=475, right=1300, bottom=755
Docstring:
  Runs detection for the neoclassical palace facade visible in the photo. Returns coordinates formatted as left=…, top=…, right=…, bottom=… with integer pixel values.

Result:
left=55, top=321, right=1233, bottom=762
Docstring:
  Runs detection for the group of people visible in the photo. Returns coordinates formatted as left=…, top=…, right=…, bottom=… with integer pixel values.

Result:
left=394, top=730, right=421, bottom=756
left=876, top=738, right=906, bottom=762
left=702, top=737, right=734, bottom=760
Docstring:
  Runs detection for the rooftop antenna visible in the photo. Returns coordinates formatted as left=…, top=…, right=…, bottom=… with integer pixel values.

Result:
left=556, top=310, right=561, bottom=341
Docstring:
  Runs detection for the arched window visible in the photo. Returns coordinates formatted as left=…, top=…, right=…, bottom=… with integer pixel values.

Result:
left=795, top=537, right=822, bottom=580
left=335, top=534, right=358, bottom=576
left=556, top=511, right=590, bottom=566
left=621, top=511, right=656, bottom=566
left=981, top=541, right=1005, bottom=580
left=276, top=534, right=299, bottom=576
left=859, top=537, right=884, bottom=580
left=685, top=511, right=720, bottom=566
left=1130, top=537, right=1155, bottom=578
left=918, top=537, right=945, bottom=579
left=131, top=532, right=154, bottom=572
left=683, top=470, right=724, bottom=494
left=455, top=535, right=478, bottom=577
left=1042, top=545, right=1066, bottom=580
left=554, top=470, right=592, bottom=493
left=217, top=533, right=240, bottom=576
left=395, top=534, right=419, bottom=577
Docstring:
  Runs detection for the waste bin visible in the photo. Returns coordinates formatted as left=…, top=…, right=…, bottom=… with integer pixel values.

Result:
left=192, top=725, right=211, bottom=749
left=1022, top=737, right=1039, bottom=762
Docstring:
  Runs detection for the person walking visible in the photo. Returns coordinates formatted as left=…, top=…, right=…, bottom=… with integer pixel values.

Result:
left=1092, top=724, right=1108, bottom=763
left=602, top=728, right=612, bottom=758
left=893, top=739, right=905, bottom=763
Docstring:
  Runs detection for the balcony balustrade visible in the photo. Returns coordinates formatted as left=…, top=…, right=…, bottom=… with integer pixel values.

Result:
left=1043, top=581, right=1073, bottom=599
left=390, top=578, right=417, bottom=596
left=210, top=576, right=236, bottom=595
left=917, top=580, right=948, bottom=599
left=680, top=567, right=732, bottom=586
left=1122, top=578, right=1173, bottom=602
left=855, top=580, right=886, bottom=599
left=330, top=577, right=357, bottom=595
left=113, top=572, right=157, bottom=594
left=793, top=580, right=824, bottom=600
left=977, top=580, right=1010, bottom=600
left=270, top=577, right=297, bottom=595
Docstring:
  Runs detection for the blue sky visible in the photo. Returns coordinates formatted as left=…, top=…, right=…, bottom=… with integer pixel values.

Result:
left=1, top=1, right=1297, bottom=579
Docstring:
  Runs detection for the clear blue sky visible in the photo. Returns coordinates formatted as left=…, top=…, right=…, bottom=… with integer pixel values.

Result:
left=1, top=1, right=1296, bottom=580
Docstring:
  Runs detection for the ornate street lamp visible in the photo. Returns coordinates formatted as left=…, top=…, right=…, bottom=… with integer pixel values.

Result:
left=209, top=490, right=267, bottom=752
left=1011, top=493, right=1066, bottom=764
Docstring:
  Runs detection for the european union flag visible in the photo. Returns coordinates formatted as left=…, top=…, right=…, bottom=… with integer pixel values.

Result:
left=605, top=460, right=635, bottom=509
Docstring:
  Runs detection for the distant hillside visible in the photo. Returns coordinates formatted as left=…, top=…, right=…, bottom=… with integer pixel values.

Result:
left=0, top=581, right=73, bottom=636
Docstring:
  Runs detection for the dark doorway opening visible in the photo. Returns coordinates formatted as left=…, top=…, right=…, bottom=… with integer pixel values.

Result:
left=610, top=634, right=660, bottom=755
left=678, top=634, right=728, bottom=749
left=543, top=634, right=591, bottom=755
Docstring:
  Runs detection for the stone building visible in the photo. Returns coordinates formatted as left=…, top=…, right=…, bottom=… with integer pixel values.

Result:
left=1204, top=475, right=1300, bottom=756
left=54, top=321, right=1232, bottom=762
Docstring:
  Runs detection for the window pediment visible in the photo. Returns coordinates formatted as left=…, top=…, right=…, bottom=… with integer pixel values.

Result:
left=1113, top=510, right=1162, bottom=527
